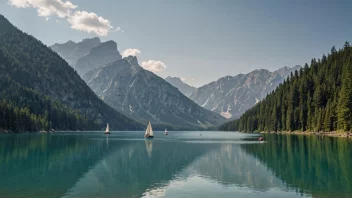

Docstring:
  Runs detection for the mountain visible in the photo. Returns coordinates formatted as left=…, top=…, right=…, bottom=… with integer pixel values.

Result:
left=0, top=14, right=141, bottom=132
left=190, top=65, right=301, bottom=119
left=219, top=42, right=352, bottom=132
left=165, top=76, right=197, bottom=97
left=50, top=37, right=101, bottom=66
left=74, top=41, right=122, bottom=76
left=82, top=56, right=225, bottom=130
left=50, top=39, right=122, bottom=76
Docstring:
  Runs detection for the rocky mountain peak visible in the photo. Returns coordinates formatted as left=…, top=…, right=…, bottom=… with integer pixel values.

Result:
left=190, top=65, right=302, bottom=119
left=82, top=61, right=224, bottom=129
left=124, top=56, right=139, bottom=66
left=0, top=14, right=142, bottom=131
left=165, top=76, right=197, bottom=98
left=165, top=76, right=183, bottom=83
left=50, top=37, right=101, bottom=66
left=91, top=40, right=117, bottom=52
left=274, top=65, right=301, bottom=76
left=82, top=37, right=100, bottom=44
left=73, top=40, right=122, bottom=76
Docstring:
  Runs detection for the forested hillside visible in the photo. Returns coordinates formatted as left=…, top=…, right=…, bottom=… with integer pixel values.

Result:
left=220, top=42, right=352, bottom=132
left=0, top=14, right=142, bottom=132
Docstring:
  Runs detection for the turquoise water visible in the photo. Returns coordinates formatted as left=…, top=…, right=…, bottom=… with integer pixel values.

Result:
left=0, top=132, right=351, bottom=198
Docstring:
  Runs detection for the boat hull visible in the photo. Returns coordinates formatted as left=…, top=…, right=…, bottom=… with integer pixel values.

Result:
left=104, top=132, right=110, bottom=134
left=145, top=136, right=154, bottom=139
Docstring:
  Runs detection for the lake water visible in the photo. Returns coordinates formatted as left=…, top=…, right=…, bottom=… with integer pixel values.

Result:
left=0, top=131, right=351, bottom=198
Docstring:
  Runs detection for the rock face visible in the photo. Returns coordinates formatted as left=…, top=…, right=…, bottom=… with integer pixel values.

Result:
left=74, top=41, right=122, bottom=76
left=50, top=37, right=101, bottom=66
left=51, top=39, right=122, bottom=76
left=165, top=76, right=197, bottom=97
left=0, top=14, right=142, bottom=130
left=83, top=56, right=225, bottom=129
left=190, top=66, right=301, bottom=119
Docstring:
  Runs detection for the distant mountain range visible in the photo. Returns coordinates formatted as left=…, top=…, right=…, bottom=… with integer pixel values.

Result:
left=0, top=14, right=142, bottom=132
left=190, top=66, right=301, bottom=119
left=220, top=42, right=352, bottom=133
left=83, top=56, right=225, bottom=129
left=50, top=36, right=300, bottom=128
left=51, top=38, right=122, bottom=76
left=50, top=37, right=101, bottom=66
left=168, top=66, right=301, bottom=119
left=165, top=76, right=197, bottom=97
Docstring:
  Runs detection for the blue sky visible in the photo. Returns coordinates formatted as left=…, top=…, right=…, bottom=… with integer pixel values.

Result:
left=1, top=0, right=352, bottom=87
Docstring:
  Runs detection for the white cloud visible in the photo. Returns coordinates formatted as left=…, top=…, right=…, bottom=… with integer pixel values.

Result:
left=142, top=60, right=167, bottom=72
left=122, top=49, right=141, bottom=58
left=67, top=11, right=113, bottom=36
left=9, top=0, right=77, bottom=18
left=113, top=27, right=122, bottom=32
left=8, top=0, right=118, bottom=36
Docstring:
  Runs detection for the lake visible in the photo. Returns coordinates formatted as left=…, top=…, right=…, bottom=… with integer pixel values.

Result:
left=0, top=131, right=351, bottom=198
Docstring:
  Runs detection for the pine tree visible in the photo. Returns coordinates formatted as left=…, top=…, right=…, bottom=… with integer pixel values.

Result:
left=219, top=42, right=352, bottom=133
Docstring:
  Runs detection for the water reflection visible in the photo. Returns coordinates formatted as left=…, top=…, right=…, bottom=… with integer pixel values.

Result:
left=145, top=139, right=153, bottom=159
left=0, top=133, right=120, bottom=198
left=141, top=143, right=308, bottom=198
left=63, top=137, right=218, bottom=198
left=242, top=134, right=352, bottom=198
left=185, top=144, right=285, bottom=189
left=0, top=132, right=330, bottom=198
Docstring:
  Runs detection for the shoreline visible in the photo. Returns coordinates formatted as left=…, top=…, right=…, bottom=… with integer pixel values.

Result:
left=260, top=131, right=352, bottom=138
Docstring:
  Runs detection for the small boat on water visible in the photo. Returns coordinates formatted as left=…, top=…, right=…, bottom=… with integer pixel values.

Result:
left=164, top=128, right=168, bottom=135
left=104, top=123, right=110, bottom=134
left=144, top=121, right=154, bottom=138
left=258, top=136, right=264, bottom=141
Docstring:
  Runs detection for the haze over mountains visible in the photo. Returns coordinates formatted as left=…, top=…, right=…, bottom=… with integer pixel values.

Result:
left=51, top=38, right=122, bottom=76
left=165, top=76, right=197, bottom=97
left=50, top=37, right=101, bottom=66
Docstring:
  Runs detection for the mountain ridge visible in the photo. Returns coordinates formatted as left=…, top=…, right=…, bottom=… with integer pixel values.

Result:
left=74, top=40, right=122, bottom=76
left=165, top=76, right=197, bottom=97
left=50, top=37, right=101, bottom=66
left=0, top=14, right=142, bottom=132
left=189, top=65, right=301, bottom=119
left=219, top=42, right=352, bottom=133
left=82, top=56, right=225, bottom=129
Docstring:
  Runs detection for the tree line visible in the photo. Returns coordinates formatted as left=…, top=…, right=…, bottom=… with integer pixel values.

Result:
left=220, top=42, right=352, bottom=132
left=0, top=74, right=102, bottom=132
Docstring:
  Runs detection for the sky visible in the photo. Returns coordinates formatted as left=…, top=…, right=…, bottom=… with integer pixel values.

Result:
left=1, top=0, right=352, bottom=87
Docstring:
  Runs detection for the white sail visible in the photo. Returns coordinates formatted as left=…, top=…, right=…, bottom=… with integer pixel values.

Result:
left=145, top=121, right=153, bottom=136
left=149, top=122, right=153, bottom=136
left=145, top=122, right=149, bottom=135
left=105, top=123, right=109, bottom=133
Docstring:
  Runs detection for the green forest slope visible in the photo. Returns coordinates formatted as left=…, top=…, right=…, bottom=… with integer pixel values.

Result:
left=220, top=42, right=352, bottom=133
left=0, top=14, right=142, bottom=132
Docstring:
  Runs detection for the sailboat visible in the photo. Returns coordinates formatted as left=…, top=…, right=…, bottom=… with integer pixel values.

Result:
left=104, top=123, right=110, bottom=134
left=164, top=128, right=168, bottom=135
left=144, top=121, right=154, bottom=138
